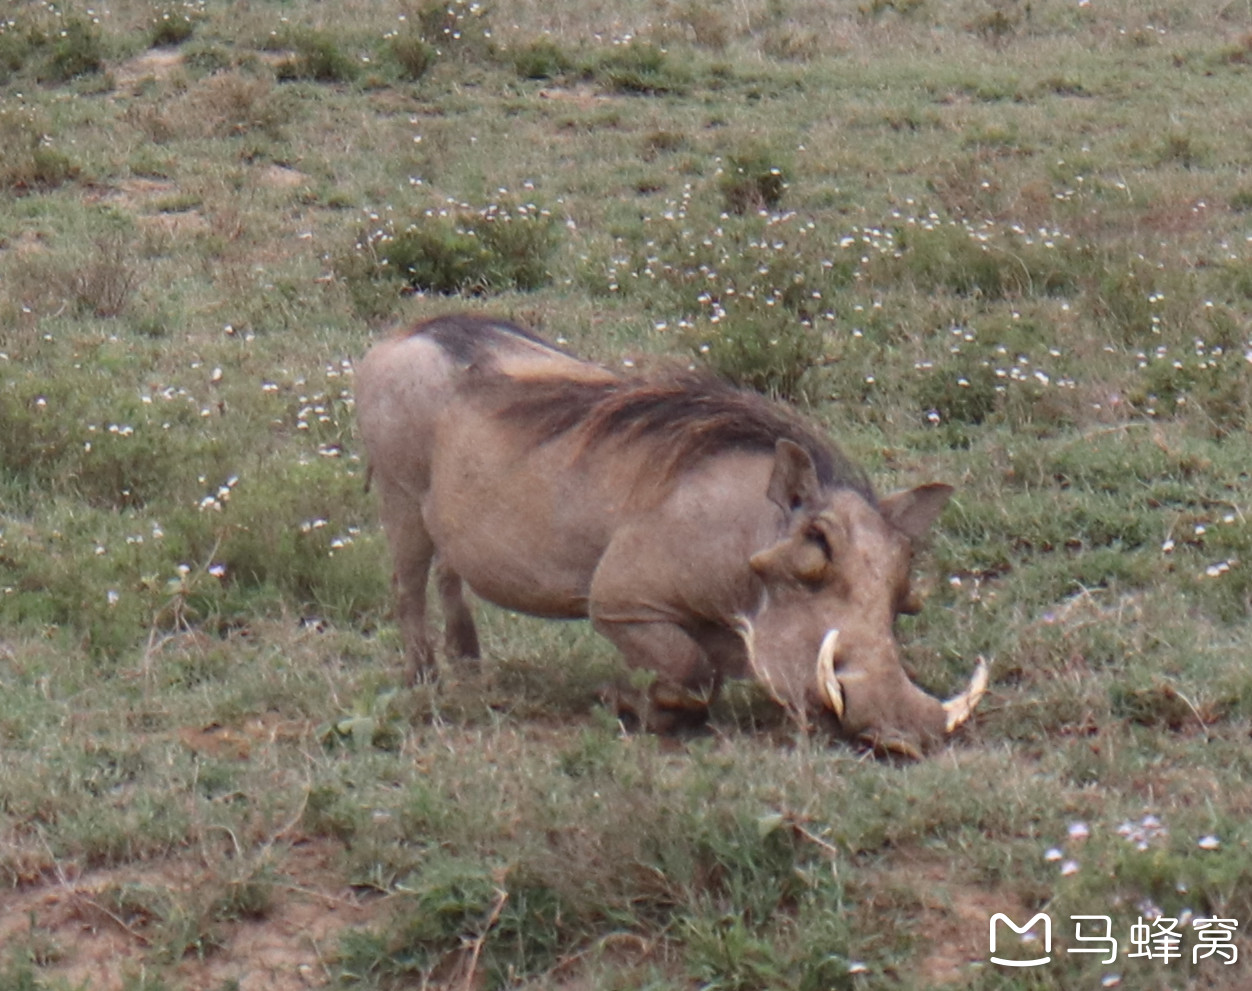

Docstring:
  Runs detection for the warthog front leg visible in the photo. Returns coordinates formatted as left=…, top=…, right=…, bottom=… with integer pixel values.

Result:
left=591, top=618, right=722, bottom=733
left=434, top=559, right=480, bottom=661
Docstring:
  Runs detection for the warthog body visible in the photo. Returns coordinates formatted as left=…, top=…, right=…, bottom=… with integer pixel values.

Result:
left=356, top=314, right=985, bottom=756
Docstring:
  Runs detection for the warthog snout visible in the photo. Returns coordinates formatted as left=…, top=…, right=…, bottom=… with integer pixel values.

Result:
left=814, top=629, right=989, bottom=759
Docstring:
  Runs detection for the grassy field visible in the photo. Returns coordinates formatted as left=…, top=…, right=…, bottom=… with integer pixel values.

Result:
left=1, top=0, right=1251, bottom=987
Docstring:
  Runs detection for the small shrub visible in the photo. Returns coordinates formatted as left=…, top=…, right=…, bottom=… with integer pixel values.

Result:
left=889, top=222, right=1015, bottom=298
left=70, top=234, right=140, bottom=318
left=378, top=223, right=493, bottom=294
left=512, top=37, right=574, bottom=80
left=1157, top=131, right=1208, bottom=169
left=0, top=389, right=192, bottom=511
left=0, top=19, right=40, bottom=82
left=591, top=42, right=690, bottom=95
left=213, top=872, right=276, bottom=923
left=275, top=29, right=360, bottom=83
left=642, top=129, right=688, bottom=159
left=343, top=197, right=561, bottom=300
left=1229, top=187, right=1252, bottom=212
left=148, top=7, right=198, bottom=48
left=675, top=0, right=733, bottom=51
left=178, top=454, right=382, bottom=623
left=1128, top=348, right=1251, bottom=435
left=387, top=31, right=436, bottom=81
left=1093, top=264, right=1158, bottom=341
left=916, top=360, right=1000, bottom=427
left=720, top=144, right=790, bottom=215
left=334, top=246, right=401, bottom=321
left=683, top=914, right=785, bottom=989
left=474, top=201, right=562, bottom=290
left=302, top=784, right=363, bottom=843
left=760, top=25, right=823, bottom=61
left=124, top=102, right=176, bottom=144
left=39, top=17, right=105, bottom=83
left=969, top=5, right=1019, bottom=45
left=684, top=299, right=826, bottom=400
left=0, top=108, right=79, bottom=192
left=415, top=0, right=495, bottom=60
left=181, top=41, right=233, bottom=74
left=195, top=72, right=288, bottom=139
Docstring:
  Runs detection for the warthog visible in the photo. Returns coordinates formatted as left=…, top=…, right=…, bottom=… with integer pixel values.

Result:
left=356, top=314, right=986, bottom=757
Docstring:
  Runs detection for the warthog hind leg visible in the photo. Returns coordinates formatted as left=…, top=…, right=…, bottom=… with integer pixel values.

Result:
left=377, top=490, right=437, bottom=685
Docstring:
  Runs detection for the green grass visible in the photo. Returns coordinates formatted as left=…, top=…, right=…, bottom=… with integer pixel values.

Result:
left=1, top=0, right=1251, bottom=987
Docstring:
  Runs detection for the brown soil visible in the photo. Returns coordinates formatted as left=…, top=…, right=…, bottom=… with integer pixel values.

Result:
left=881, top=858, right=1035, bottom=985
left=0, top=840, right=377, bottom=990
left=113, top=49, right=186, bottom=90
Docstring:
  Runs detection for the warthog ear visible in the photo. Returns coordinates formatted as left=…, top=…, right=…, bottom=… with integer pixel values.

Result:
left=879, top=483, right=954, bottom=541
left=765, top=439, right=820, bottom=515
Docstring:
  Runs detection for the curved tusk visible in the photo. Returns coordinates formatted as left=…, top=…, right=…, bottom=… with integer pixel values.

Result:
left=816, top=629, right=844, bottom=720
left=881, top=737, right=924, bottom=761
left=943, top=655, right=990, bottom=733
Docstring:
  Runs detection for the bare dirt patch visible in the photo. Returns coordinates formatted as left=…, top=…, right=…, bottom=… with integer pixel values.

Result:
left=0, top=229, right=50, bottom=256
left=136, top=209, right=213, bottom=237
left=86, top=176, right=213, bottom=236
left=90, top=177, right=180, bottom=212
left=259, top=164, right=313, bottom=189
left=113, top=49, right=185, bottom=91
left=538, top=84, right=617, bottom=108
left=878, top=858, right=1033, bottom=985
left=0, top=840, right=377, bottom=990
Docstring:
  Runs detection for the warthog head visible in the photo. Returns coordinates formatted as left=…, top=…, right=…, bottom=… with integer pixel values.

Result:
left=745, top=441, right=987, bottom=758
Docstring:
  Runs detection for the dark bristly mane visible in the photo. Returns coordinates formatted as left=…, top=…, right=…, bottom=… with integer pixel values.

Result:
left=473, top=367, right=875, bottom=500
left=408, top=313, right=565, bottom=367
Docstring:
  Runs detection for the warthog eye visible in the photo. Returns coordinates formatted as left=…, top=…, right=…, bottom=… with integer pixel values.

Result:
left=806, top=524, right=832, bottom=561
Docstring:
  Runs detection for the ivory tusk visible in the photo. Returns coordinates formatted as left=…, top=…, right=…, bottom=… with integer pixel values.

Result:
left=881, top=737, right=924, bottom=761
left=816, top=629, right=844, bottom=720
left=943, top=655, right=990, bottom=733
